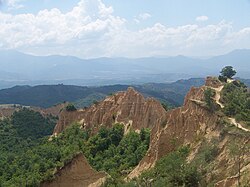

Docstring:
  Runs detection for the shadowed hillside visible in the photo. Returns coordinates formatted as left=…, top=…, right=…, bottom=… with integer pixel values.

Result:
left=0, top=78, right=205, bottom=108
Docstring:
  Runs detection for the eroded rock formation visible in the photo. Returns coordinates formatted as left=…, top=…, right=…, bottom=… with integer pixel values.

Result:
left=40, top=154, right=107, bottom=187
left=127, top=77, right=250, bottom=186
left=53, top=87, right=167, bottom=135
left=50, top=78, right=250, bottom=186
left=128, top=81, right=216, bottom=178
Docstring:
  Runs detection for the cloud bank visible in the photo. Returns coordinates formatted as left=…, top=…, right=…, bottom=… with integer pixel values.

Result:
left=196, top=16, right=208, bottom=22
left=0, top=0, right=250, bottom=58
left=0, top=0, right=24, bottom=9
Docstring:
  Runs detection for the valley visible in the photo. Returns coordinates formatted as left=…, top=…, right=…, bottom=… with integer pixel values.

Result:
left=1, top=1, right=250, bottom=186
left=0, top=74, right=249, bottom=187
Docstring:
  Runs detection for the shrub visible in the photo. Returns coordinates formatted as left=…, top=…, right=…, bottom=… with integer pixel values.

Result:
left=218, top=75, right=227, bottom=82
left=161, top=102, right=168, bottom=111
left=65, top=103, right=77, bottom=111
left=204, top=88, right=216, bottom=111
left=137, top=146, right=200, bottom=187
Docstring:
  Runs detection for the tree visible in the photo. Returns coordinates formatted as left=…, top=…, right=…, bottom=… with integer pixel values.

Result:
left=220, top=66, right=236, bottom=79
left=65, top=103, right=77, bottom=111
left=138, top=146, right=200, bottom=187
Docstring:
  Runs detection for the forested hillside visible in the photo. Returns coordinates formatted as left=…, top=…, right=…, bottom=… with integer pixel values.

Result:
left=0, top=78, right=205, bottom=108
left=0, top=110, right=150, bottom=186
left=1, top=78, right=249, bottom=109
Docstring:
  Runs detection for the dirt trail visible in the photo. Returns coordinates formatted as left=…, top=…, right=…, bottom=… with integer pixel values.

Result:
left=209, top=84, right=250, bottom=133
left=212, top=85, right=225, bottom=109
left=228, top=118, right=250, bottom=132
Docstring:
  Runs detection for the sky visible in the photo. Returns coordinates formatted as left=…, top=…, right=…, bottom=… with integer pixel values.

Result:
left=0, top=0, right=250, bottom=58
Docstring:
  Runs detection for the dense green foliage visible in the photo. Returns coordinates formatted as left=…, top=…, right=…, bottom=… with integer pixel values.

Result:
left=0, top=109, right=57, bottom=186
left=140, top=147, right=200, bottom=187
left=221, top=81, right=250, bottom=125
left=220, top=66, right=237, bottom=79
left=0, top=78, right=249, bottom=109
left=0, top=111, right=150, bottom=187
left=104, top=147, right=200, bottom=187
left=11, top=108, right=56, bottom=139
left=218, top=75, right=227, bottom=82
left=84, top=125, right=150, bottom=177
left=0, top=78, right=207, bottom=108
left=65, top=103, right=77, bottom=111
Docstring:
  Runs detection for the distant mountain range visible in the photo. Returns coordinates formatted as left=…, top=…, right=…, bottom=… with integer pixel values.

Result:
left=0, top=78, right=206, bottom=108
left=0, top=49, right=249, bottom=89
left=0, top=78, right=249, bottom=108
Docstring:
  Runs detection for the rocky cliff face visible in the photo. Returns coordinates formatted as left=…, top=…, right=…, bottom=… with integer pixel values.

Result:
left=40, top=154, right=107, bottom=187
left=128, top=81, right=215, bottom=178
left=53, top=87, right=167, bottom=135
left=51, top=78, right=250, bottom=186
left=128, top=77, right=250, bottom=186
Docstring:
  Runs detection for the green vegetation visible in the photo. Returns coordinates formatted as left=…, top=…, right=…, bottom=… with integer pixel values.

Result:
left=0, top=111, right=150, bottom=186
left=218, top=75, right=227, bottom=82
left=0, top=79, right=207, bottom=108
left=0, top=109, right=57, bottom=186
left=139, top=146, right=200, bottom=187
left=11, top=108, right=56, bottom=139
left=204, top=88, right=216, bottom=111
left=229, top=138, right=250, bottom=187
left=221, top=81, right=250, bottom=125
left=161, top=102, right=169, bottom=111
left=84, top=125, right=150, bottom=178
left=65, top=103, right=77, bottom=111
left=220, top=66, right=237, bottom=79
left=104, top=146, right=201, bottom=187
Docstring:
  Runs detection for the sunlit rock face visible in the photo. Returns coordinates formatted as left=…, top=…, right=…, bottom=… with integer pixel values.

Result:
left=53, top=87, right=167, bottom=135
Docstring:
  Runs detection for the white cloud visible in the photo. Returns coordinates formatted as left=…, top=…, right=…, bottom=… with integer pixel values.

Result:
left=0, top=1, right=250, bottom=58
left=139, top=13, right=151, bottom=20
left=196, top=16, right=209, bottom=22
left=134, top=12, right=151, bottom=23
left=0, top=0, right=125, bottom=57
left=2, top=0, right=24, bottom=9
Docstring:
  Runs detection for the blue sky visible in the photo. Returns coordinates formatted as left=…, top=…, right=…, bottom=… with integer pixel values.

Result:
left=0, top=0, right=250, bottom=58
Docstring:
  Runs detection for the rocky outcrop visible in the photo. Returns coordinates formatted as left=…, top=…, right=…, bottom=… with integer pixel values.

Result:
left=205, top=76, right=223, bottom=88
left=40, top=154, right=107, bottom=187
left=37, top=103, right=68, bottom=117
left=50, top=78, right=250, bottom=186
left=0, top=107, right=16, bottom=119
left=215, top=176, right=238, bottom=187
left=53, top=87, right=167, bottom=135
left=128, top=77, right=250, bottom=186
left=127, top=84, right=217, bottom=178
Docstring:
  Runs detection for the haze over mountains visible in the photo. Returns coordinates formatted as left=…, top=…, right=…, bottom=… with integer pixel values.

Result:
left=0, top=49, right=250, bottom=89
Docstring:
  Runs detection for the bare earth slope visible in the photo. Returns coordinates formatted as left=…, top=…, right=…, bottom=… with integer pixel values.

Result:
left=40, top=154, right=107, bottom=187
left=128, top=78, right=217, bottom=179
left=53, top=87, right=167, bottom=135
left=128, top=77, right=250, bottom=186
left=49, top=78, right=249, bottom=186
